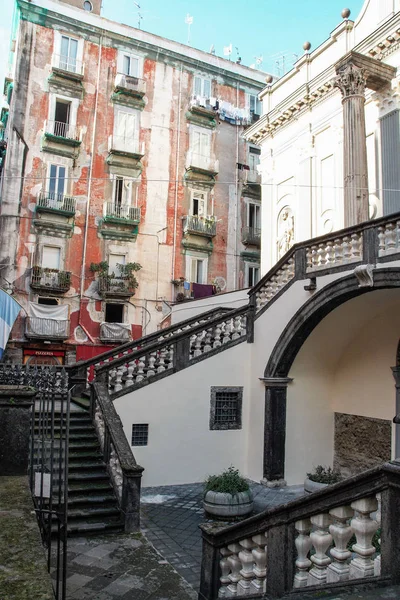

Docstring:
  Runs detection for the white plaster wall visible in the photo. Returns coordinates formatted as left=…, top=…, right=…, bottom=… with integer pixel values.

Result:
left=171, top=288, right=249, bottom=324
left=114, top=342, right=251, bottom=487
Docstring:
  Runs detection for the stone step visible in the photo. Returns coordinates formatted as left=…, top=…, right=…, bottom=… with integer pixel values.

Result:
left=67, top=493, right=117, bottom=506
left=68, top=481, right=113, bottom=494
left=68, top=461, right=106, bottom=471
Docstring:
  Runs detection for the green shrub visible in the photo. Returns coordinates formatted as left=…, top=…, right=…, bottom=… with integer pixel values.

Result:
left=306, top=465, right=341, bottom=484
left=204, top=466, right=249, bottom=495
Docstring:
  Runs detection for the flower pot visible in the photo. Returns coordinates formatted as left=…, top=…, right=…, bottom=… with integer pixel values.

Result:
left=203, top=490, right=253, bottom=519
left=304, top=477, right=329, bottom=494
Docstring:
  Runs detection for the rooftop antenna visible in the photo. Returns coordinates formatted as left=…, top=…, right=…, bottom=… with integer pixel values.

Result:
left=133, top=2, right=142, bottom=29
left=185, top=14, right=193, bottom=45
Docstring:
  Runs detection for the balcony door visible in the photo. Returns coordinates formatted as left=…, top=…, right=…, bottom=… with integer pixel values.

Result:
left=48, top=164, right=66, bottom=202
left=60, top=35, right=78, bottom=72
left=192, top=130, right=210, bottom=159
left=115, top=110, right=137, bottom=153
left=108, top=253, right=125, bottom=277
left=42, top=246, right=61, bottom=270
left=248, top=202, right=261, bottom=229
left=54, top=100, right=71, bottom=137
left=191, top=191, right=207, bottom=217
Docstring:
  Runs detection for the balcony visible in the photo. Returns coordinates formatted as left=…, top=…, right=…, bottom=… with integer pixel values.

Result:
left=242, top=226, right=261, bottom=246
left=114, top=73, right=146, bottom=97
left=245, top=168, right=261, bottom=185
left=104, top=203, right=141, bottom=224
left=25, top=317, right=70, bottom=340
left=109, top=134, right=142, bottom=156
left=30, top=267, right=71, bottom=293
left=185, top=152, right=219, bottom=182
left=107, top=136, right=144, bottom=177
left=99, top=322, right=132, bottom=343
left=52, top=54, right=84, bottom=77
left=42, top=120, right=81, bottom=159
left=36, top=191, right=76, bottom=216
left=183, top=215, right=217, bottom=238
left=98, top=275, right=136, bottom=299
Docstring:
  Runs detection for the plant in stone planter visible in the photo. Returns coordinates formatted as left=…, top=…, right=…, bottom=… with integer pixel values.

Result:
left=304, top=465, right=341, bottom=494
left=203, top=466, right=253, bottom=520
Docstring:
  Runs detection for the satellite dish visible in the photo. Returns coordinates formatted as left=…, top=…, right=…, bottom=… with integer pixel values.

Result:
left=213, top=276, right=226, bottom=293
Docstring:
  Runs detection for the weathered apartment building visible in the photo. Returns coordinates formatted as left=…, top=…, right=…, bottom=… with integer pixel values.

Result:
left=0, top=0, right=268, bottom=365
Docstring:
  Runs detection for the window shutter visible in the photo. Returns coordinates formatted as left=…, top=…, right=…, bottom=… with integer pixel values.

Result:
left=203, top=79, right=211, bottom=98
left=123, top=55, right=130, bottom=75
left=194, top=76, right=202, bottom=96
left=130, top=57, right=139, bottom=77
left=49, top=165, right=57, bottom=196
left=201, top=132, right=210, bottom=157
left=57, top=166, right=66, bottom=197
left=381, top=110, right=400, bottom=215
left=192, top=130, right=201, bottom=155
left=109, top=254, right=125, bottom=275
left=43, top=246, right=61, bottom=270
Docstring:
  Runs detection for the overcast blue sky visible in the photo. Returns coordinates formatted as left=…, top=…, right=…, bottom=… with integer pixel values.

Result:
left=1, top=0, right=366, bottom=90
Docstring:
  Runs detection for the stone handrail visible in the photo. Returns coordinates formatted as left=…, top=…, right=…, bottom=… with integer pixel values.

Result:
left=249, top=210, right=400, bottom=316
left=95, top=305, right=249, bottom=399
left=198, top=461, right=400, bottom=599
left=91, top=381, right=144, bottom=532
left=69, top=306, right=234, bottom=392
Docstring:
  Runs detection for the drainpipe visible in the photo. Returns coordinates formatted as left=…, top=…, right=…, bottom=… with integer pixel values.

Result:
left=233, top=82, right=240, bottom=288
left=171, top=63, right=183, bottom=296
left=79, top=32, right=102, bottom=335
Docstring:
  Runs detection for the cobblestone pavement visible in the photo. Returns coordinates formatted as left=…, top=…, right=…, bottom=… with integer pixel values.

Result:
left=64, top=533, right=197, bottom=599
left=140, top=480, right=306, bottom=591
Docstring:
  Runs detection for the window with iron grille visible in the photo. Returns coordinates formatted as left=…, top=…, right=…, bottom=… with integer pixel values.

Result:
left=131, top=424, right=149, bottom=446
left=210, top=387, right=243, bottom=430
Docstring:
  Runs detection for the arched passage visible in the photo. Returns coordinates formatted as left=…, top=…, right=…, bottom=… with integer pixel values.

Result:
left=262, top=268, right=400, bottom=484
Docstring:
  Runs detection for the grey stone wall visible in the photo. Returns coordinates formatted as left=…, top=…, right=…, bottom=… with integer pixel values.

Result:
left=334, top=412, right=391, bottom=478
left=0, top=387, right=35, bottom=475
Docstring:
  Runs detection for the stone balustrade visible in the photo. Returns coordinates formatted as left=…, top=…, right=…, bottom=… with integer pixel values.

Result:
left=254, top=257, right=295, bottom=313
left=306, top=232, right=363, bottom=272
left=199, top=462, right=400, bottom=600
left=378, top=220, right=400, bottom=256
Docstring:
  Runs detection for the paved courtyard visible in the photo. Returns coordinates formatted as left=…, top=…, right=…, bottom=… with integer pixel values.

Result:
left=140, top=480, right=306, bottom=591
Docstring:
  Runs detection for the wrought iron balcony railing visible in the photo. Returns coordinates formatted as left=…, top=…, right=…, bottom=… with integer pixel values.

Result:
left=98, top=275, right=136, bottom=298
left=30, top=267, right=71, bottom=293
left=44, top=120, right=79, bottom=140
left=99, top=322, right=132, bottom=343
left=186, top=152, right=219, bottom=174
left=114, top=73, right=146, bottom=96
left=242, top=225, right=261, bottom=246
left=53, top=54, right=84, bottom=76
left=25, top=317, right=70, bottom=340
left=37, top=191, right=76, bottom=215
left=104, top=203, right=141, bottom=223
left=183, top=215, right=217, bottom=237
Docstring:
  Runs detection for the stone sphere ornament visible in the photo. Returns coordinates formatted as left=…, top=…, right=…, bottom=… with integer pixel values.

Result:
left=265, top=74, right=273, bottom=84
left=342, top=8, right=351, bottom=19
left=303, top=41, right=311, bottom=52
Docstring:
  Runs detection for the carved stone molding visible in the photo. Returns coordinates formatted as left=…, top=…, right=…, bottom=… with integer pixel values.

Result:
left=334, top=63, right=367, bottom=99
left=354, top=264, right=374, bottom=287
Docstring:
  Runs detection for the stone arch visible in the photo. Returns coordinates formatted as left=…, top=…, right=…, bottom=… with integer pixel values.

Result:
left=262, top=267, right=400, bottom=483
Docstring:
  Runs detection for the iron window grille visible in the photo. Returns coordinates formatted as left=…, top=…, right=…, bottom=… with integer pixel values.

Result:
left=210, top=386, right=243, bottom=430
left=131, top=423, right=149, bottom=446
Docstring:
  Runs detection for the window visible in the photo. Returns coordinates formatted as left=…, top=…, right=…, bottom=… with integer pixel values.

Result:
left=38, top=297, right=59, bottom=305
left=113, top=176, right=132, bottom=207
left=188, top=256, right=207, bottom=284
left=191, top=191, right=207, bottom=216
left=60, top=36, right=78, bottom=72
left=105, top=303, right=124, bottom=323
left=194, top=76, right=211, bottom=98
left=249, top=146, right=261, bottom=172
left=54, top=100, right=71, bottom=137
left=48, top=164, right=66, bottom=201
left=108, top=253, right=125, bottom=276
left=247, top=93, right=261, bottom=119
left=114, top=177, right=123, bottom=206
left=192, top=130, right=211, bottom=158
left=210, top=387, right=243, bottom=431
left=246, top=264, right=260, bottom=287
left=114, top=109, right=138, bottom=153
left=42, top=246, right=61, bottom=270
left=132, top=424, right=149, bottom=446
left=118, top=52, right=141, bottom=78
left=83, top=0, right=93, bottom=11
left=247, top=203, right=261, bottom=229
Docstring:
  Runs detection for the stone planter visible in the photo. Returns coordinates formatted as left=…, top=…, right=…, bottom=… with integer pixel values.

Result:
left=304, top=477, right=329, bottom=494
left=203, top=490, right=253, bottom=519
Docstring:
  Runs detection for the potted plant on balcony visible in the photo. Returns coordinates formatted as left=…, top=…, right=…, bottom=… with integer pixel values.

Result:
left=203, top=466, right=253, bottom=520
left=304, top=465, right=341, bottom=494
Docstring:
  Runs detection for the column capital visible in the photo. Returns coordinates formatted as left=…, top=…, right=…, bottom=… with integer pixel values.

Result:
left=334, top=62, right=366, bottom=100
left=259, top=377, right=293, bottom=388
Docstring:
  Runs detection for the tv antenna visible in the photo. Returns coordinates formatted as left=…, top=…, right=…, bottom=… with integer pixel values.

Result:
left=133, top=2, right=143, bottom=29
left=185, top=14, right=193, bottom=45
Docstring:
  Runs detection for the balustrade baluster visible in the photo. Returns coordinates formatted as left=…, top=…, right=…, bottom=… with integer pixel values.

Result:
left=231, top=316, right=241, bottom=340
left=333, top=238, right=342, bottom=264
left=350, top=233, right=362, bottom=260
left=308, top=513, right=332, bottom=585
left=157, top=347, right=167, bottom=372
left=193, top=332, right=203, bottom=357
left=317, top=243, right=326, bottom=267
left=219, top=547, right=232, bottom=598
left=114, top=366, right=124, bottom=392
left=288, top=257, right=295, bottom=278
left=203, top=327, right=213, bottom=353
left=251, top=533, right=267, bottom=593
left=227, top=543, right=242, bottom=596
left=310, top=245, right=318, bottom=269
left=327, top=506, right=354, bottom=583
left=342, top=236, right=351, bottom=261
left=213, top=323, right=222, bottom=347
left=222, top=320, right=231, bottom=344
left=294, top=518, right=312, bottom=588
left=255, top=291, right=262, bottom=311
left=349, top=496, right=378, bottom=579
left=135, top=357, right=145, bottom=382
left=238, top=538, right=256, bottom=594
left=125, top=362, right=135, bottom=387
left=374, top=493, right=381, bottom=576
left=386, top=222, right=397, bottom=252
left=325, top=241, right=334, bottom=265
left=147, top=352, right=156, bottom=377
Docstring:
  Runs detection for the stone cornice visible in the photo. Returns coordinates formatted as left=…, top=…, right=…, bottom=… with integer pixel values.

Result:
left=247, top=15, right=400, bottom=144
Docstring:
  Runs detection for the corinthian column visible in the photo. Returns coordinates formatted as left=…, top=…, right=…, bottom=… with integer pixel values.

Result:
left=334, top=61, right=369, bottom=227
